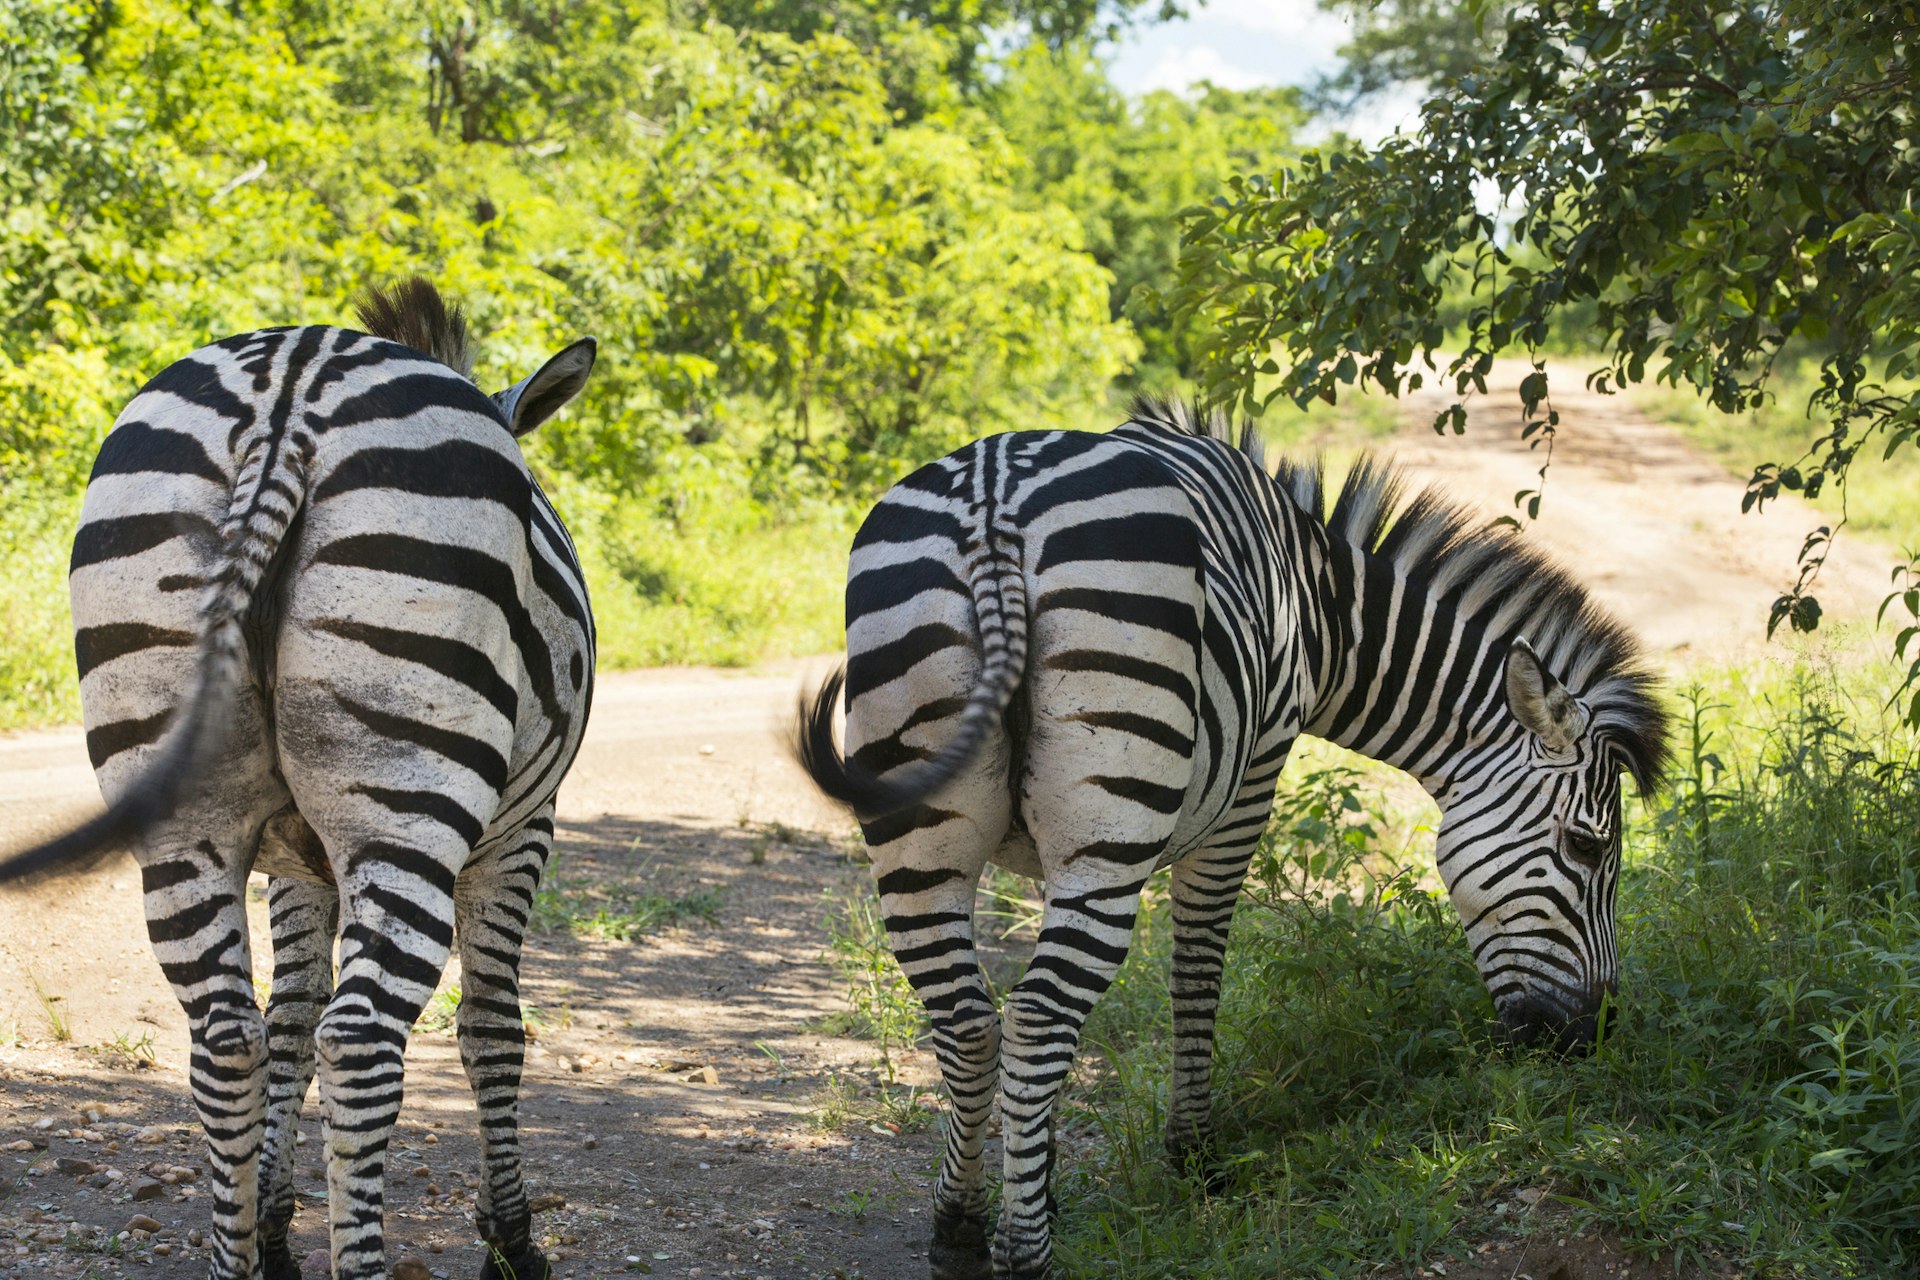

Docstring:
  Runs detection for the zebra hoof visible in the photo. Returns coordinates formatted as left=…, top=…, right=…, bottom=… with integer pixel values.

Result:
left=480, top=1242, right=552, bottom=1280
left=261, top=1239, right=302, bottom=1280
left=929, top=1211, right=991, bottom=1280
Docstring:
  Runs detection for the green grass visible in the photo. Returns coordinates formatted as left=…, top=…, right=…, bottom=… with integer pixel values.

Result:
left=0, top=483, right=85, bottom=730
left=549, top=467, right=853, bottom=670
left=1053, top=671, right=1920, bottom=1279
left=816, top=662, right=1920, bottom=1278
left=1633, top=354, right=1920, bottom=554
left=529, top=854, right=724, bottom=941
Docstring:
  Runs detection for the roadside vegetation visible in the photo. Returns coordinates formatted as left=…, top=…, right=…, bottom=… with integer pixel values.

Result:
left=822, top=657, right=1920, bottom=1277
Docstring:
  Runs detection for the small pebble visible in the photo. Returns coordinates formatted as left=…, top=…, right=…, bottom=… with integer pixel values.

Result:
left=131, top=1177, right=166, bottom=1202
left=125, top=1215, right=163, bottom=1234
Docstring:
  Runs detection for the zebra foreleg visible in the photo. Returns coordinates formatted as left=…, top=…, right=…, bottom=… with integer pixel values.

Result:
left=1163, top=844, right=1258, bottom=1182
left=258, top=878, right=339, bottom=1280
left=994, top=874, right=1151, bottom=1280
left=1164, top=761, right=1282, bottom=1184
left=454, top=818, right=553, bottom=1280
left=142, top=849, right=270, bottom=1280
left=314, top=855, right=461, bottom=1280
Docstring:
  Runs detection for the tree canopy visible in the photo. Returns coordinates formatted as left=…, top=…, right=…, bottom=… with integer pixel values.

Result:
left=0, top=0, right=1302, bottom=500
left=1174, top=0, right=1919, bottom=708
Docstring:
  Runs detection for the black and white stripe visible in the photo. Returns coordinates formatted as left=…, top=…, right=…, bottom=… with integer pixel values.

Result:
left=796, top=396, right=1669, bottom=1279
left=0, top=281, right=596, bottom=1280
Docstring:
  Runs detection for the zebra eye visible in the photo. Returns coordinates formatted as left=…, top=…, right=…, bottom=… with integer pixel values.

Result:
left=1564, top=826, right=1609, bottom=869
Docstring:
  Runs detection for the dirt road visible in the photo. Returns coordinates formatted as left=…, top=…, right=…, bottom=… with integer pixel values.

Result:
left=0, top=361, right=1890, bottom=1280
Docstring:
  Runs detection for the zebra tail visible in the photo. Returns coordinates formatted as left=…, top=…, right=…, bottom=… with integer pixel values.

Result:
left=794, top=550, right=1029, bottom=822
left=0, top=437, right=309, bottom=888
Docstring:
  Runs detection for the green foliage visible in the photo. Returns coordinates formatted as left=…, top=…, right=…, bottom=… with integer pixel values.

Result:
left=0, top=483, right=85, bottom=729
left=1, top=1, right=1136, bottom=494
left=1175, top=0, right=1919, bottom=701
left=991, top=45, right=1304, bottom=382
left=1043, top=673, right=1920, bottom=1278
left=0, top=0, right=1193, bottom=724
left=1310, top=0, right=1504, bottom=109
left=700, top=0, right=1191, bottom=109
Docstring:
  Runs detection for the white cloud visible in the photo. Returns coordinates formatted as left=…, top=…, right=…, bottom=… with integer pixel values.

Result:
left=1202, top=0, right=1350, bottom=45
left=1108, top=0, right=1354, bottom=96
left=1135, top=43, right=1273, bottom=94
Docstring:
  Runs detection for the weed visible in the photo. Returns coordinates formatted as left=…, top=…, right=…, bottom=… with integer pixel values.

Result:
left=27, top=969, right=69, bottom=1043
left=821, top=885, right=925, bottom=1085
left=531, top=853, right=723, bottom=940
left=415, top=986, right=462, bottom=1035
left=830, top=1187, right=876, bottom=1219
left=101, top=1028, right=157, bottom=1066
left=572, top=889, right=723, bottom=941
left=745, top=819, right=821, bottom=866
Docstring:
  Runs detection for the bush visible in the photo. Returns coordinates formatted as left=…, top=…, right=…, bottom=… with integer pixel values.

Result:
left=1049, top=673, right=1920, bottom=1278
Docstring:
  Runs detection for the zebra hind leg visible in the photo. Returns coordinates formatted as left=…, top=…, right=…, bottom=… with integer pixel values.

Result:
left=258, top=877, right=339, bottom=1280
left=1165, top=764, right=1279, bottom=1187
left=454, top=812, right=555, bottom=1280
left=312, top=848, right=464, bottom=1280
left=1163, top=843, right=1259, bottom=1186
left=140, top=842, right=272, bottom=1280
left=865, top=859, right=1001, bottom=1280
left=993, top=871, right=1153, bottom=1280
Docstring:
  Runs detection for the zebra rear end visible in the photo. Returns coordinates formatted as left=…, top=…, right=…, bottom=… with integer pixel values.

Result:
left=10, top=283, right=598, bottom=1280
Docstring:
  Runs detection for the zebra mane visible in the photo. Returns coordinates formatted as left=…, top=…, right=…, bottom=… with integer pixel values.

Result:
left=1124, top=394, right=1671, bottom=793
left=1128, top=392, right=1268, bottom=472
left=353, top=277, right=474, bottom=379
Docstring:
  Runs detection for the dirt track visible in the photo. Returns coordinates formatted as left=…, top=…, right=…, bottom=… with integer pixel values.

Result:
left=0, top=361, right=1892, bottom=1280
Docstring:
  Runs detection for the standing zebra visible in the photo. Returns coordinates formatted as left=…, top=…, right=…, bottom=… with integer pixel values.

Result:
left=0, top=281, right=596, bottom=1280
left=796, top=397, right=1670, bottom=1280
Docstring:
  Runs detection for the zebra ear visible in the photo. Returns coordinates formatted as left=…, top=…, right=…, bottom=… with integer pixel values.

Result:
left=494, top=337, right=597, bottom=438
left=1505, top=637, right=1584, bottom=753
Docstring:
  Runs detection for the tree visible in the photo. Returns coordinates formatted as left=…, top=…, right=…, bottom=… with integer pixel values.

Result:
left=990, top=43, right=1303, bottom=380
left=1174, top=0, right=1920, bottom=718
left=695, top=0, right=1187, bottom=111
left=1310, top=0, right=1503, bottom=109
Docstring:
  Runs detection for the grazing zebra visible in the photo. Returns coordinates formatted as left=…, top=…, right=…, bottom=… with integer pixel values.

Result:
left=0, top=281, right=597, bottom=1280
left=796, top=397, right=1669, bottom=1280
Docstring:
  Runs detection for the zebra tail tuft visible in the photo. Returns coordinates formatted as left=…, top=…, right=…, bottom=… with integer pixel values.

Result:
left=794, top=549, right=1029, bottom=823
left=0, top=439, right=307, bottom=890
left=793, top=666, right=900, bottom=819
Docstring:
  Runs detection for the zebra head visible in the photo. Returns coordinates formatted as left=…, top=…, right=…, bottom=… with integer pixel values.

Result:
left=1435, top=636, right=1638, bottom=1056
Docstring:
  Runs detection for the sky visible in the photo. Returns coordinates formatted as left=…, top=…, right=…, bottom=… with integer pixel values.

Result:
left=1106, top=0, right=1352, bottom=94
left=1102, top=0, right=1424, bottom=140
